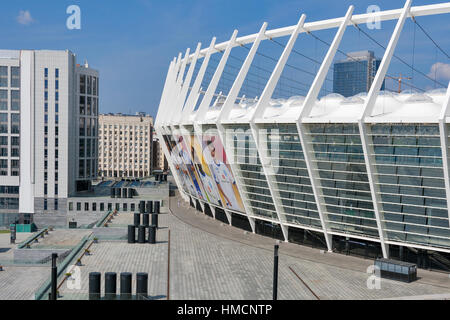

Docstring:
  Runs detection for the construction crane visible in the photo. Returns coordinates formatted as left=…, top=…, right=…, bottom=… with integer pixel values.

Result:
left=385, top=73, right=412, bottom=93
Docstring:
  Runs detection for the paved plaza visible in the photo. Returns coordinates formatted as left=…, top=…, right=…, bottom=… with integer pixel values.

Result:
left=57, top=198, right=450, bottom=300
left=1, top=194, right=449, bottom=300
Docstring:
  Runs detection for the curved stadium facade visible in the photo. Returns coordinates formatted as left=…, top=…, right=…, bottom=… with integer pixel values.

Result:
left=155, top=1, right=450, bottom=267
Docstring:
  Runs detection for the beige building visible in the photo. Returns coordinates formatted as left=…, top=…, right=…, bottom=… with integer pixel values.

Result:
left=98, top=113, right=153, bottom=178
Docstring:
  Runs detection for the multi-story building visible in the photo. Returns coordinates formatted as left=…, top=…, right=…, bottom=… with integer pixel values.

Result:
left=333, top=50, right=384, bottom=97
left=0, top=49, right=99, bottom=226
left=151, top=135, right=167, bottom=172
left=98, top=113, right=153, bottom=178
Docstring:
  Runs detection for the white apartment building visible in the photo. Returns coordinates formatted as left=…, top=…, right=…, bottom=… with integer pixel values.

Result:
left=0, top=49, right=99, bottom=226
left=98, top=113, right=153, bottom=179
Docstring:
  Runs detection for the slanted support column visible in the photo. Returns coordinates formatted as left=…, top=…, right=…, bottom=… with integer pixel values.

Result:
left=216, top=123, right=257, bottom=229
left=295, top=6, right=354, bottom=253
left=218, top=22, right=268, bottom=121
left=223, top=209, right=232, bottom=226
left=195, top=30, right=238, bottom=122
left=155, top=59, right=176, bottom=127
left=438, top=82, right=450, bottom=224
left=358, top=0, right=413, bottom=259
left=175, top=43, right=202, bottom=123
left=250, top=123, right=288, bottom=242
left=182, top=37, right=217, bottom=121
left=172, top=48, right=191, bottom=117
left=249, top=13, right=307, bottom=243
left=248, top=216, right=256, bottom=234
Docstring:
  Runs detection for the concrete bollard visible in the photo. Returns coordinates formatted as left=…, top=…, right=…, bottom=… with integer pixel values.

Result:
left=133, top=213, right=140, bottom=226
left=138, top=225, right=146, bottom=244
left=120, top=272, right=132, bottom=300
left=146, top=201, right=153, bottom=214
left=89, top=272, right=101, bottom=300
left=127, top=225, right=136, bottom=244
left=151, top=214, right=158, bottom=229
left=136, top=272, right=148, bottom=300
left=148, top=225, right=156, bottom=244
left=105, top=272, right=117, bottom=300
left=142, top=213, right=149, bottom=226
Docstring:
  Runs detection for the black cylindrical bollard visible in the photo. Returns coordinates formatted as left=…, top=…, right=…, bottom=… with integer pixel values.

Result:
left=151, top=214, right=158, bottom=229
left=146, top=201, right=153, bottom=214
left=148, top=225, right=156, bottom=244
left=273, top=244, right=279, bottom=301
left=136, top=272, right=148, bottom=300
left=138, top=225, right=146, bottom=244
left=89, top=272, right=101, bottom=300
left=105, top=272, right=117, bottom=300
left=139, top=201, right=145, bottom=214
left=128, top=225, right=136, bottom=244
left=133, top=213, right=140, bottom=226
left=120, top=272, right=132, bottom=300
left=50, top=253, right=58, bottom=300
left=142, top=213, right=149, bottom=226
left=154, top=201, right=160, bottom=214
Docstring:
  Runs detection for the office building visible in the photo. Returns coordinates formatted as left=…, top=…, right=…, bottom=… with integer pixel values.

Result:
left=0, top=49, right=99, bottom=226
left=333, top=50, right=384, bottom=97
left=98, top=113, right=153, bottom=178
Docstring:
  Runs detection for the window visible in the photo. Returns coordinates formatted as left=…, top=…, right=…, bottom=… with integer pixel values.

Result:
left=108, top=203, right=112, bottom=211
left=54, top=199, right=58, bottom=211
left=100, top=203, right=105, bottom=211
left=84, top=202, right=89, bottom=211
left=92, top=203, right=97, bottom=211
left=44, top=199, right=48, bottom=211
left=55, top=92, right=59, bottom=102
left=0, top=90, right=7, bottom=110
left=55, top=184, right=58, bottom=195
left=55, top=68, right=59, bottom=78
left=69, top=202, right=73, bottom=211
left=76, top=202, right=81, bottom=211
left=123, top=203, right=127, bottom=212
left=55, top=103, right=59, bottom=113
left=44, top=68, right=48, bottom=78
left=115, top=203, right=120, bottom=211
left=44, top=184, right=47, bottom=195
left=11, top=90, right=20, bottom=111
left=55, top=80, right=59, bottom=90
left=0, top=66, right=7, bottom=87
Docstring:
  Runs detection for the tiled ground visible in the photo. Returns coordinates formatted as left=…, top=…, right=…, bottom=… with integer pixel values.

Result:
left=58, top=210, right=450, bottom=300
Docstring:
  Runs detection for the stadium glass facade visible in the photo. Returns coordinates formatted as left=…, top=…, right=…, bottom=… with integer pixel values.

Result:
left=155, top=2, right=450, bottom=267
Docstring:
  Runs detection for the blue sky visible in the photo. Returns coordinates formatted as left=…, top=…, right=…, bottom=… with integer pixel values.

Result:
left=0, top=0, right=449, bottom=117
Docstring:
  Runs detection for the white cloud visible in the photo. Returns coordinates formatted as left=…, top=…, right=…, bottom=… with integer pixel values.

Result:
left=428, top=62, right=450, bottom=81
left=17, top=10, right=34, bottom=25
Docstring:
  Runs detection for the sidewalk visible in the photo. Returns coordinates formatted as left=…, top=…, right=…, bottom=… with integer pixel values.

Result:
left=169, top=194, right=450, bottom=290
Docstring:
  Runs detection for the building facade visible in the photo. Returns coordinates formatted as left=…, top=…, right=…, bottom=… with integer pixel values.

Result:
left=155, top=2, right=450, bottom=266
left=0, top=50, right=99, bottom=226
left=333, top=51, right=384, bottom=97
left=98, top=113, right=153, bottom=178
left=151, top=134, right=168, bottom=172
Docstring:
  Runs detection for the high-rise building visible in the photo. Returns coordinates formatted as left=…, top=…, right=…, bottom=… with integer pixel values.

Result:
left=0, top=49, right=99, bottom=226
left=333, top=50, right=384, bottom=97
left=98, top=113, right=153, bottom=178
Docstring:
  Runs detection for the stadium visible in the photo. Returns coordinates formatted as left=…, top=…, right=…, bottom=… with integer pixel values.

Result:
left=155, top=1, right=450, bottom=270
